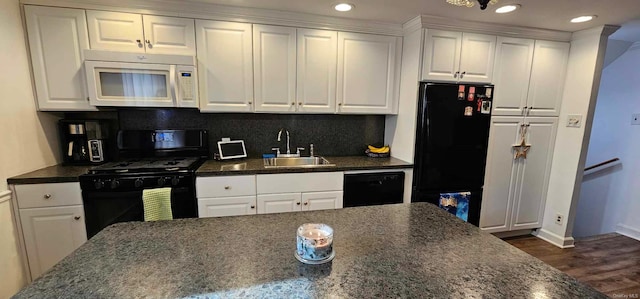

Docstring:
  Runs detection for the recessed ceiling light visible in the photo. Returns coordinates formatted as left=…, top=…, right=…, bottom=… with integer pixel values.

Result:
left=571, top=15, right=597, bottom=23
left=334, top=3, right=354, bottom=12
left=495, top=4, right=520, bottom=14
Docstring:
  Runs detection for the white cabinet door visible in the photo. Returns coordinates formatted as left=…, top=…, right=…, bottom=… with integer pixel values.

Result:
left=196, top=20, right=254, bottom=112
left=142, top=15, right=195, bottom=55
left=302, top=191, right=343, bottom=211
left=20, top=205, right=87, bottom=279
left=527, top=41, right=569, bottom=117
left=297, top=29, right=337, bottom=113
left=198, top=196, right=257, bottom=218
left=24, top=6, right=95, bottom=111
left=459, top=33, right=496, bottom=83
left=253, top=25, right=297, bottom=113
left=86, top=11, right=144, bottom=53
left=510, top=117, right=558, bottom=230
left=337, top=32, right=400, bottom=114
left=258, top=193, right=302, bottom=214
left=422, top=29, right=462, bottom=81
left=479, top=117, right=522, bottom=233
left=492, top=37, right=535, bottom=116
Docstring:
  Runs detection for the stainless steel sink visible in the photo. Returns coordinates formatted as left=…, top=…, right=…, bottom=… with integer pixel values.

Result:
left=263, top=157, right=335, bottom=168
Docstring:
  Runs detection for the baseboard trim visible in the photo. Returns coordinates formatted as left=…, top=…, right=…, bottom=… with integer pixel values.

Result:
left=533, top=229, right=575, bottom=248
left=616, top=224, right=640, bottom=241
left=493, top=229, right=534, bottom=239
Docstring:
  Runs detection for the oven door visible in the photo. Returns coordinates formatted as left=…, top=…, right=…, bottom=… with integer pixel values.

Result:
left=85, top=61, right=176, bottom=107
left=82, top=186, right=197, bottom=239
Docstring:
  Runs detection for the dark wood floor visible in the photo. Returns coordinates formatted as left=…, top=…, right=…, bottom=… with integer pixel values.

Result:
left=506, top=233, right=640, bottom=298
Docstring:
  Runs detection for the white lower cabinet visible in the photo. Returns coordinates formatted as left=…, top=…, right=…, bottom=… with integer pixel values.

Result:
left=257, top=193, right=301, bottom=214
left=196, top=173, right=344, bottom=218
left=14, top=182, right=87, bottom=280
left=198, top=196, right=257, bottom=218
left=480, top=116, right=558, bottom=233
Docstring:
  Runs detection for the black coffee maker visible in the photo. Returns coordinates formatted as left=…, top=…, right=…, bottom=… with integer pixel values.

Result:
left=60, top=120, right=109, bottom=165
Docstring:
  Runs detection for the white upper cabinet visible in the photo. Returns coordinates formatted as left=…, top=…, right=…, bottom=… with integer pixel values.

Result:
left=87, top=11, right=195, bottom=55
left=337, top=32, right=401, bottom=114
left=86, top=11, right=145, bottom=52
left=492, top=37, right=535, bottom=116
left=527, top=41, right=570, bottom=117
left=253, top=25, right=297, bottom=113
left=459, top=33, right=496, bottom=83
left=24, top=6, right=95, bottom=111
left=296, top=29, right=338, bottom=114
left=422, top=30, right=461, bottom=81
left=422, top=29, right=496, bottom=83
left=142, top=15, right=196, bottom=55
left=196, top=20, right=254, bottom=112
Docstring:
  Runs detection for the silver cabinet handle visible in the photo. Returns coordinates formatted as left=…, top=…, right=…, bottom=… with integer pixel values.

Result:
left=250, top=205, right=255, bottom=209
left=304, top=202, right=308, bottom=206
left=74, top=216, right=81, bottom=220
left=291, top=102, right=295, bottom=106
left=224, top=186, right=231, bottom=190
left=296, top=202, right=301, bottom=205
left=338, top=103, right=342, bottom=106
left=136, top=39, right=143, bottom=47
left=44, top=194, right=52, bottom=199
left=460, top=71, right=466, bottom=78
left=298, top=102, right=302, bottom=106
left=248, top=101, right=252, bottom=105
left=454, top=71, right=460, bottom=79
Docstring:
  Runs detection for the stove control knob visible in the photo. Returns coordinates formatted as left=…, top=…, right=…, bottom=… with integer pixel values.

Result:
left=110, top=180, right=120, bottom=189
left=94, top=180, right=104, bottom=190
left=134, top=179, right=144, bottom=188
left=171, top=177, right=180, bottom=186
left=157, top=177, right=166, bottom=187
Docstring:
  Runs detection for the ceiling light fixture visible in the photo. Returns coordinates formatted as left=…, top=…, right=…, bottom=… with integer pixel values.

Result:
left=447, top=0, right=498, bottom=10
left=570, top=15, right=597, bottom=23
left=495, top=4, right=520, bottom=13
left=334, top=3, right=354, bottom=12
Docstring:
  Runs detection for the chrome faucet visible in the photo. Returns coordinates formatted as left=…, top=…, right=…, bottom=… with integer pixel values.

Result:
left=277, top=128, right=291, bottom=156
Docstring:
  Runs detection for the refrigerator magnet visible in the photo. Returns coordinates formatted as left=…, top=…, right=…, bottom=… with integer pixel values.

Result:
left=464, top=106, right=473, bottom=116
left=477, top=98, right=483, bottom=112
left=485, top=87, right=493, bottom=98
left=481, top=101, right=492, bottom=114
left=458, top=85, right=466, bottom=101
left=467, top=87, right=476, bottom=102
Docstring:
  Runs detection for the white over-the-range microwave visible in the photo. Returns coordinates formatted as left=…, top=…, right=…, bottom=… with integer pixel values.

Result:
left=84, top=50, right=197, bottom=108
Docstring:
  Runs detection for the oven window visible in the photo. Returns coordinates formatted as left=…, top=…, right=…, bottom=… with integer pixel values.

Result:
left=83, top=187, right=196, bottom=239
left=98, top=71, right=168, bottom=99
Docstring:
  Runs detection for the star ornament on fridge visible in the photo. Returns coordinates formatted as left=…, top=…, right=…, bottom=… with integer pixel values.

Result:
left=512, top=139, right=531, bottom=159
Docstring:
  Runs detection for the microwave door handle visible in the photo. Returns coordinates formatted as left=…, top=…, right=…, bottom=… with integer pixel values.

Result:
left=169, top=65, right=178, bottom=107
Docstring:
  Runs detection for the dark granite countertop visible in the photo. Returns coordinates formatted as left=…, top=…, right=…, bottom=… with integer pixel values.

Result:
left=14, top=203, right=604, bottom=298
left=6, top=165, right=91, bottom=185
left=196, top=156, right=413, bottom=176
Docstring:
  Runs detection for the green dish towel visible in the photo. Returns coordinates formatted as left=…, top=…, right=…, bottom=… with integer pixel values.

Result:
left=142, top=188, right=173, bottom=221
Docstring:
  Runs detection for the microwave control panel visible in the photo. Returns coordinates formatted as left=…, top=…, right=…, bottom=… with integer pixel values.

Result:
left=179, top=72, right=194, bottom=101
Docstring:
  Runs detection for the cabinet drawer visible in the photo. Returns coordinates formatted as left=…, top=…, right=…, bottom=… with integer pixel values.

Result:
left=15, top=183, right=82, bottom=209
left=257, top=172, right=344, bottom=194
left=196, top=176, right=256, bottom=198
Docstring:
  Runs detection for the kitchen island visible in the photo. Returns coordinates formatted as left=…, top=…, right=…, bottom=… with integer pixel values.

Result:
left=13, top=203, right=604, bottom=298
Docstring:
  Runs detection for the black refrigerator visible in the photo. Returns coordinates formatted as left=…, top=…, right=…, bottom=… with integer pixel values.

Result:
left=412, top=82, right=494, bottom=226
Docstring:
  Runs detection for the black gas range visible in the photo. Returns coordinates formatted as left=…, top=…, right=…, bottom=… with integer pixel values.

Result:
left=79, top=130, right=208, bottom=238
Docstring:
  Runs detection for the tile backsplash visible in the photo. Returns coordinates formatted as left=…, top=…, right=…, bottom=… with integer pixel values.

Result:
left=66, top=109, right=386, bottom=158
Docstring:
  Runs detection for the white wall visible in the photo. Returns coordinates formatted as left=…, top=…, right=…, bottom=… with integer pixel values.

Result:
left=535, top=26, right=615, bottom=248
left=574, top=43, right=640, bottom=240
left=0, top=0, right=61, bottom=297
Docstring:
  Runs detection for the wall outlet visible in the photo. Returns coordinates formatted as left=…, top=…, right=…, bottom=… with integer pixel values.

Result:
left=567, top=114, right=582, bottom=128
left=555, top=213, right=564, bottom=225
left=632, top=114, right=640, bottom=125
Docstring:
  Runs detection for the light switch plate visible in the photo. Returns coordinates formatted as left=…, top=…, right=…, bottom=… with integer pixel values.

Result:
left=567, top=114, right=582, bottom=128
left=632, top=114, right=640, bottom=125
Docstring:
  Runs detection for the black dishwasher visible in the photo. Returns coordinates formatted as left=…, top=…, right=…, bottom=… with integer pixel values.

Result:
left=343, top=172, right=405, bottom=207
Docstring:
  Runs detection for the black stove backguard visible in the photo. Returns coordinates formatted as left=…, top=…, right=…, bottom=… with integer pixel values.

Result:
left=117, top=130, right=209, bottom=159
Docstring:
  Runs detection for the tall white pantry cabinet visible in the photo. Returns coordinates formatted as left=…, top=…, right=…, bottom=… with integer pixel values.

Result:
left=477, top=36, right=568, bottom=233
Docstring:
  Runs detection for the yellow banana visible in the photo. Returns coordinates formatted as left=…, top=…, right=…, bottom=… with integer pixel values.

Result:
left=368, top=145, right=390, bottom=153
